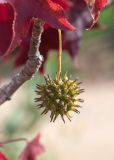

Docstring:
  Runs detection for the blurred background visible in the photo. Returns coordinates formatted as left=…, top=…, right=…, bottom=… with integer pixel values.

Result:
left=0, top=5, right=114, bottom=160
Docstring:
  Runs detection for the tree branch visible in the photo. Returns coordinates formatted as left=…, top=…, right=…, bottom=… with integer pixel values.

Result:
left=0, top=19, right=44, bottom=105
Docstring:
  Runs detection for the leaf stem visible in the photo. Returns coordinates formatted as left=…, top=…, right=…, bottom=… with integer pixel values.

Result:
left=57, top=29, right=62, bottom=80
left=0, top=138, right=28, bottom=147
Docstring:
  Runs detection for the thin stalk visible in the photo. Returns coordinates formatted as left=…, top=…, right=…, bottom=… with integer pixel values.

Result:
left=57, top=29, right=62, bottom=80
left=0, top=138, right=28, bottom=147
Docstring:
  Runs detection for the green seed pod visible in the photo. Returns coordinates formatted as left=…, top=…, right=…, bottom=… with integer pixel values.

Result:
left=35, top=74, right=84, bottom=123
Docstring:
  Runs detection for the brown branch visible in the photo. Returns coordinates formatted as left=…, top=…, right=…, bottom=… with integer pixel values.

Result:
left=0, top=18, right=44, bottom=105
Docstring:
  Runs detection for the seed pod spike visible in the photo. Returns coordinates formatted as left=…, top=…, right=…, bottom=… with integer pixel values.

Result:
left=65, top=113, right=71, bottom=122
left=47, top=74, right=51, bottom=81
left=72, top=108, right=80, bottom=114
left=77, top=82, right=83, bottom=85
left=36, top=84, right=42, bottom=88
left=75, top=105, right=82, bottom=108
left=77, top=99, right=84, bottom=103
left=41, top=109, right=47, bottom=115
left=44, top=76, right=48, bottom=84
left=50, top=112, right=55, bottom=122
left=53, top=114, right=59, bottom=122
left=60, top=114, right=65, bottom=123
left=38, top=104, right=44, bottom=109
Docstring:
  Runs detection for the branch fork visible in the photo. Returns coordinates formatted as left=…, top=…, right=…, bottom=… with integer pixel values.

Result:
left=0, top=19, right=44, bottom=105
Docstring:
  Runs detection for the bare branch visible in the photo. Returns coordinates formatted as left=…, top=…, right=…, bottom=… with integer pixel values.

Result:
left=0, top=19, right=44, bottom=105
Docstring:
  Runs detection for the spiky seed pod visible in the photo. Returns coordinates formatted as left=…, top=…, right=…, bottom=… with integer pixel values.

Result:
left=35, top=74, right=84, bottom=123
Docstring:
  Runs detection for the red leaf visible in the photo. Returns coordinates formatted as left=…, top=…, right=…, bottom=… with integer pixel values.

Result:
left=85, top=0, right=108, bottom=21
left=14, top=0, right=94, bottom=73
left=0, top=152, right=9, bottom=160
left=94, top=0, right=107, bottom=10
left=19, top=134, right=44, bottom=160
left=93, top=0, right=107, bottom=20
left=0, top=0, right=75, bottom=56
left=0, top=3, right=14, bottom=56
left=52, top=0, right=72, bottom=10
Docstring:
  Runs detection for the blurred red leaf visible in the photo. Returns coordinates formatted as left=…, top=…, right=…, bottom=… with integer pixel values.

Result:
left=0, top=0, right=107, bottom=75
left=85, top=0, right=108, bottom=21
left=19, top=134, right=44, bottom=160
left=0, top=152, right=9, bottom=160
left=0, top=0, right=75, bottom=56
left=93, top=0, right=107, bottom=20
left=14, top=0, right=104, bottom=73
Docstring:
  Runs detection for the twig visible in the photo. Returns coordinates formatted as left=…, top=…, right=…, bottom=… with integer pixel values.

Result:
left=0, top=138, right=28, bottom=147
left=0, top=18, right=44, bottom=105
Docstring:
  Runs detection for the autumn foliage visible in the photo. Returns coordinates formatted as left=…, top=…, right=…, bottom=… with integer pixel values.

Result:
left=0, top=0, right=108, bottom=159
